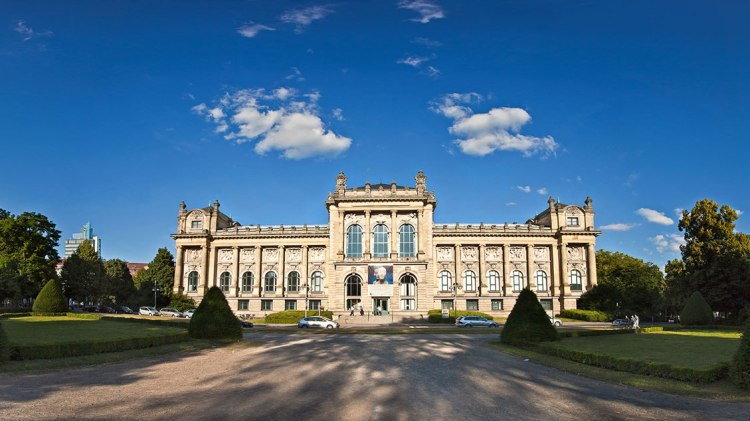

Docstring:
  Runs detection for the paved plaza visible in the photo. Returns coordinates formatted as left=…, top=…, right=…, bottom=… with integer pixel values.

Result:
left=0, top=333, right=748, bottom=420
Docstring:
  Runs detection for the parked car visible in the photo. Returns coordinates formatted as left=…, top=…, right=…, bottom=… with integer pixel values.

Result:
left=116, top=306, right=135, bottom=314
left=549, top=317, right=563, bottom=327
left=139, top=306, right=160, bottom=316
left=455, top=316, right=499, bottom=328
left=612, top=318, right=633, bottom=327
left=159, top=307, right=183, bottom=318
left=297, top=316, right=339, bottom=329
left=99, top=306, right=115, bottom=314
left=183, top=309, right=196, bottom=319
left=83, top=305, right=100, bottom=313
left=237, top=317, right=254, bottom=328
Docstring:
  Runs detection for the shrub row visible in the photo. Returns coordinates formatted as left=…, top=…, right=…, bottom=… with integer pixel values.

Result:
left=0, top=312, right=31, bottom=320
left=560, top=309, right=610, bottom=322
left=558, top=327, right=663, bottom=338
left=534, top=341, right=727, bottom=383
left=265, top=310, right=334, bottom=324
left=426, top=309, right=494, bottom=324
left=9, top=332, right=190, bottom=360
left=0, top=323, right=8, bottom=363
left=61, top=312, right=189, bottom=328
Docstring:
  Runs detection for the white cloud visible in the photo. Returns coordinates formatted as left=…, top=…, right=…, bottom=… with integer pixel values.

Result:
left=285, top=67, right=304, bottom=82
left=536, top=187, right=548, bottom=195
left=237, top=23, right=275, bottom=38
left=636, top=208, right=674, bottom=225
left=737, top=209, right=744, bottom=216
left=576, top=175, right=582, bottom=181
left=432, top=94, right=558, bottom=157
left=650, top=234, right=684, bottom=253
left=397, top=56, right=428, bottom=67
left=281, top=5, right=334, bottom=32
left=516, top=185, right=531, bottom=193
left=193, top=87, right=351, bottom=159
left=332, top=108, right=344, bottom=121
left=424, top=65, right=440, bottom=78
left=412, top=37, right=442, bottom=47
left=398, top=0, right=445, bottom=23
left=505, top=202, right=517, bottom=207
left=13, top=20, right=53, bottom=41
left=600, top=223, right=639, bottom=232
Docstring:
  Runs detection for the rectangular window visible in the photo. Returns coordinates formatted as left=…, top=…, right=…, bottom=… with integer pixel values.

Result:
left=261, top=300, right=273, bottom=311
left=238, top=300, right=249, bottom=311
left=540, top=299, right=553, bottom=311
left=191, top=220, right=202, bottom=229
left=567, top=217, right=579, bottom=227
left=309, top=300, right=321, bottom=310
left=400, top=299, right=415, bottom=310
left=491, top=299, right=503, bottom=311
left=441, top=300, right=453, bottom=310
left=466, top=299, right=479, bottom=311
left=285, top=300, right=297, bottom=310
left=312, top=277, right=323, bottom=292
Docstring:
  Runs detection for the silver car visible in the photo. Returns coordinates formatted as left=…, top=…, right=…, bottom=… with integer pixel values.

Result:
left=298, top=316, right=339, bottom=329
left=139, top=306, right=160, bottom=316
left=455, top=316, right=499, bottom=328
left=159, top=307, right=183, bottom=318
left=183, top=309, right=196, bottom=319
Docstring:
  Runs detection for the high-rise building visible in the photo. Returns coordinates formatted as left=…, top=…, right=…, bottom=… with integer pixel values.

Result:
left=64, top=222, right=101, bottom=258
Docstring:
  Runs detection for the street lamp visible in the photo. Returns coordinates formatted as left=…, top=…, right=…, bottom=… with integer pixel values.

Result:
left=153, top=284, right=158, bottom=309
left=452, top=281, right=462, bottom=319
left=302, top=282, right=309, bottom=316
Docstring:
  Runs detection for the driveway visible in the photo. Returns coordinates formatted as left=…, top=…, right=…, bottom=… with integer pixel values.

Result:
left=0, top=333, right=747, bottom=420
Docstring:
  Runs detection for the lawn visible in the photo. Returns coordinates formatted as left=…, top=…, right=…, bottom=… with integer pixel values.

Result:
left=544, top=329, right=741, bottom=369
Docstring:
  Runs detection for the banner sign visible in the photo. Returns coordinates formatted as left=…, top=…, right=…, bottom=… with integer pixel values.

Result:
left=368, top=265, right=393, bottom=296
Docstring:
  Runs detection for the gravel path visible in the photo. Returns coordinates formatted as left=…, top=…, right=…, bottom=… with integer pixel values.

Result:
left=0, top=333, right=747, bottom=420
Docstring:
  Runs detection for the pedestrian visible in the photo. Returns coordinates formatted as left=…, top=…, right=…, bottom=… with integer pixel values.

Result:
left=350, top=306, right=354, bottom=316
left=633, top=314, right=640, bottom=329
left=376, top=305, right=382, bottom=316
left=359, top=307, right=364, bottom=316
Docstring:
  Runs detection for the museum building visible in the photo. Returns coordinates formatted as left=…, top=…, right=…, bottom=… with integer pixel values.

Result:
left=171, top=171, right=600, bottom=318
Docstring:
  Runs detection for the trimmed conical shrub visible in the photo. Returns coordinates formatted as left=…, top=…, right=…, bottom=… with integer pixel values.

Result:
left=188, top=286, right=242, bottom=340
left=501, top=288, right=559, bottom=345
left=0, top=323, right=9, bottom=363
left=730, top=323, right=750, bottom=389
left=680, top=291, right=713, bottom=325
left=32, top=279, right=69, bottom=314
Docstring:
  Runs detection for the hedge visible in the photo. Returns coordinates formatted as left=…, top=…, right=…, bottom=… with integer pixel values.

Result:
left=188, top=286, right=242, bottom=340
left=730, top=323, right=750, bottom=389
left=501, top=289, right=559, bottom=345
left=426, top=309, right=494, bottom=324
left=32, top=279, right=68, bottom=314
left=560, top=309, right=610, bottom=322
left=0, top=312, right=31, bottom=320
left=9, top=332, right=190, bottom=360
left=680, top=291, right=713, bottom=325
left=265, top=310, right=334, bottom=324
left=0, top=323, right=8, bottom=363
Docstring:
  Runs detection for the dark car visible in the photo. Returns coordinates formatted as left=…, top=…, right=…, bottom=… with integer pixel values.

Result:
left=115, top=306, right=135, bottom=314
left=237, top=318, right=254, bottom=328
left=99, top=306, right=115, bottom=314
left=83, top=305, right=100, bottom=313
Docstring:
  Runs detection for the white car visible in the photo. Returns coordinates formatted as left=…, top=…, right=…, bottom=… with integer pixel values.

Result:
left=159, top=307, right=183, bottom=318
left=298, top=316, right=339, bottom=329
left=183, top=309, right=196, bottom=319
left=549, top=317, right=563, bottom=327
left=139, top=306, right=160, bottom=316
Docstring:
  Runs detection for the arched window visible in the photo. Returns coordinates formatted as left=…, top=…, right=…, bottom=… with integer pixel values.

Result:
left=399, top=224, right=415, bottom=257
left=512, top=270, right=524, bottom=292
left=372, top=224, right=389, bottom=257
left=439, top=271, right=452, bottom=292
left=345, top=274, right=361, bottom=296
left=488, top=270, right=500, bottom=292
left=311, top=271, right=323, bottom=292
left=400, top=274, right=416, bottom=310
left=463, top=270, right=477, bottom=292
left=535, top=270, right=548, bottom=292
left=287, top=271, right=300, bottom=293
left=187, top=271, right=199, bottom=292
left=569, top=269, right=582, bottom=291
left=241, top=272, right=254, bottom=292
left=264, top=271, right=277, bottom=293
left=347, top=225, right=363, bottom=257
left=219, top=272, right=231, bottom=293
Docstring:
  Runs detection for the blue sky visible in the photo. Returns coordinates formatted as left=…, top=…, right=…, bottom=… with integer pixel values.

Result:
left=1, top=1, right=748, bottom=267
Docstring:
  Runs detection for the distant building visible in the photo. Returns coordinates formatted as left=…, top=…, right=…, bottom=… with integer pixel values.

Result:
left=126, top=262, right=149, bottom=277
left=64, top=222, right=101, bottom=258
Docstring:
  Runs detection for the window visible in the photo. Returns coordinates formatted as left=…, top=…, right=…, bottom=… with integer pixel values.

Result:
left=491, top=299, right=503, bottom=311
left=567, top=217, right=579, bottom=227
left=287, top=271, right=300, bottom=293
left=372, top=224, right=389, bottom=257
left=241, top=272, right=254, bottom=292
left=488, top=270, right=500, bottom=292
left=311, top=271, right=324, bottom=292
left=399, top=224, right=415, bottom=257
left=264, top=271, right=277, bottom=293
left=191, top=220, right=202, bottom=229
left=345, top=274, right=361, bottom=297
left=285, top=300, right=297, bottom=310
left=187, top=271, right=198, bottom=292
left=309, top=300, right=321, bottom=310
left=439, top=271, right=452, bottom=292
left=569, top=269, right=583, bottom=291
left=512, top=270, right=524, bottom=292
left=401, top=299, right=415, bottom=310
left=441, top=300, right=453, bottom=310
left=540, top=299, right=553, bottom=311
left=400, top=274, right=416, bottom=297
left=463, top=271, right=477, bottom=292
left=219, top=272, right=231, bottom=293
left=238, top=300, right=249, bottom=311
left=261, top=300, right=273, bottom=311
left=466, top=299, right=479, bottom=311
left=535, top=270, right=548, bottom=292
left=346, top=224, right=363, bottom=257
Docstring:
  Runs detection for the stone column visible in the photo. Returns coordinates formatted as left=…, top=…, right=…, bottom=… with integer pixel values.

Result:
left=232, top=246, right=240, bottom=297
left=279, top=245, right=286, bottom=296
left=587, top=243, right=597, bottom=288
left=207, top=245, right=218, bottom=291
left=560, top=242, right=570, bottom=295
left=526, top=244, right=534, bottom=290
left=200, top=245, right=209, bottom=295
left=454, top=244, right=461, bottom=297
left=255, top=246, right=262, bottom=297
left=364, top=211, right=371, bottom=258
left=390, top=210, right=398, bottom=259
left=550, top=243, right=560, bottom=296
left=301, top=246, right=309, bottom=296
left=478, top=244, right=485, bottom=296
left=173, top=245, right=184, bottom=294
left=502, top=244, right=510, bottom=296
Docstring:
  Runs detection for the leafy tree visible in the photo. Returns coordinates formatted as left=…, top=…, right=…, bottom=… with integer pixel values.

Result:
left=104, top=259, right=136, bottom=305
left=579, top=250, right=665, bottom=317
left=61, top=240, right=106, bottom=303
left=32, top=279, right=68, bottom=313
left=188, top=286, right=241, bottom=340
left=730, top=324, right=750, bottom=389
left=169, top=293, right=196, bottom=312
left=665, top=199, right=750, bottom=316
left=501, top=288, right=559, bottom=345
left=679, top=291, right=713, bottom=325
left=134, top=248, right=175, bottom=296
left=0, top=209, right=61, bottom=302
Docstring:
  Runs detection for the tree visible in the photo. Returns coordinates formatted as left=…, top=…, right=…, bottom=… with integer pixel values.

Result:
left=679, top=291, right=713, bottom=325
left=0, top=209, right=61, bottom=303
left=32, top=279, right=68, bottom=314
left=665, top=199, right=750, bottom=316
left=61, top=240, right=106, bottom=303
left=188, top=286, right=241, bottom=340
left=169, top=293, right=196, bottom=312
left=501, top=289, right=559, bottom=345
left=134, top=248, right=175, bottom=296
left=103, top=259, right=136, bottom=305
left=579, top=250, right=665, bottom=317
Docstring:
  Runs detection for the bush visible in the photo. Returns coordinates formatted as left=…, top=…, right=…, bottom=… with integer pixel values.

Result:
left=0, top=312, right=31, bottom=320
left=9, top=332, right=189, bottom=360
left=188, top=287, right=242, bottom=340
left=32, top=279, right=68, bottom=314
left=501, top=289, right=559, bottom=345
left=560, top=309, right=610, bottom=322
left=680, top=291, right=713, bottom=325
left=169, top=293, right=197, bottom=312
left=426, top=309, right=495, bottom=324
left=265, top=310, right=334, bottom=324
left=0, top=323, right=9, bottom=363
left=730, top=323, right=750, bottom=389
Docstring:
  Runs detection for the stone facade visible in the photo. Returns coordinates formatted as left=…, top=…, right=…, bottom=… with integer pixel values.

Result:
left=172, top=172, right=600, bottom=317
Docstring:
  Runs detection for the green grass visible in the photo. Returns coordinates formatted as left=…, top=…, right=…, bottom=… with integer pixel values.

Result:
left=1, top=316, right=186, bottom=346
left=545, top=329, right=741, bottom=369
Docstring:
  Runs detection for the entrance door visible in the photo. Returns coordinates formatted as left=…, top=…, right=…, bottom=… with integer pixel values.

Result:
left=373, top=298, right=389, bottom=315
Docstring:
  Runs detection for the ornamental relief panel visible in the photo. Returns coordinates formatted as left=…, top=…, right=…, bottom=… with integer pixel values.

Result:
left=397, top=212, right=418, bottom=227
left=184, top=264, right=200, bottom=276
left=565, top=206, right=583, bottom=216
left=309, top=247, right=325, bottom=261
left=262, top=248, right=279, bottom=262
left=186, top=248, right=202, bottom=262
left=535, top=262, right=548, bottom=272
left=533, top=247, right=550, bottom=261
left=485, top=247, right=501, bottom=261
left=461, top=246, right=478, bottom=261
left=188, top=210, right=204, bottom=221
left=371, top=213, right=391, bottom=229
left=218, top=248, right=233, bottom=263
left=286, top=248, right=302, bottom=262
left=568, top=262, right=588, bottom=275
left=509, top=247, right=526, bottom=261
left=511, top=262, right=524, bottom=271
left=344, top=213, right=364, bottom=228
left=437, top=247, right=453, bottom=261
left=567, top=246, right=586, bottom=262
left=240, top=248, right=255, bottom=263
left=217, top=264, right=231, bottom=274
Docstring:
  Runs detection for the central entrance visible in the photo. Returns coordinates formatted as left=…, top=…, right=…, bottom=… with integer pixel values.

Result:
left=373, top=298, right=389, bottom=315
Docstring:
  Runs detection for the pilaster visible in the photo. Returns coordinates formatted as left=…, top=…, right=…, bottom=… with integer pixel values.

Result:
left=390, top=210, right=398, bottom=259
left=173, top=245, right=184, bottom=294
left=587, top=243, right=597, bottom=288
left=502, top=244, right=510, bottom=296
left=232, top=246, right=240, bottom=297
left=526, top=244, right=534, bottom=290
